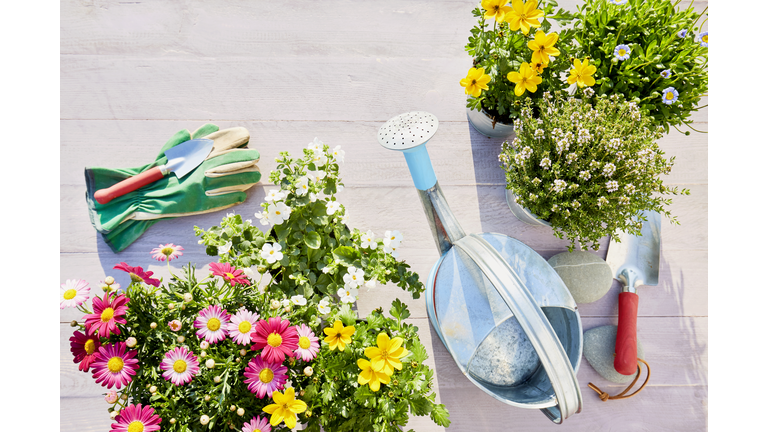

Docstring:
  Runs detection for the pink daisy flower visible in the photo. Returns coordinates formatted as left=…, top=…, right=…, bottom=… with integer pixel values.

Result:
left=227, top=309, right=260, bottom=345
left=69, top=330, right=102, bottom=372
left=91, top=342, right=139, bottom=389
left=209, top=262, right=250, bottom=286
left=110, top=403, right=161, bottom=432
left=83, top=292, right=130, bottom=338
left=159, top=346, right=200, bottom=386
left=294, top=323, right=320, bottom=362
left=242, top=415, right=272, bottom=432
left=194, top=305, right=231, bottom=344
left=60, top=279, right=90, bottom=309
left=251, top=317, right=299, bottom=364
left=243, top=357, right=288, bottom=399
left=168, top=320, right=182, bottom=332
left=150, top=243, right=184, bottom=262
left=113, top=262, right=161, bottom=287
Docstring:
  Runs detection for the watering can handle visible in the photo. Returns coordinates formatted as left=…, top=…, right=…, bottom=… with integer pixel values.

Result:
left=454, top=234, right=582, bottom=424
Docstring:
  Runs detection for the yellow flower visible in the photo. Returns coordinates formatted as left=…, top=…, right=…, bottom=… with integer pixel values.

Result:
left=567, top=58, right=597, bottom=88
left=529, top=60, right=545, bottom=74
left=364, top=333, right=409, bottom=376
left=460, top=67, right=492, bottom=98
left=357, top=358, right=391, bottom=392
left=481, top=0, right=512, bottom=23
left=527, top=30, right=560, bottom=66
left=262, top=387, right=307, bottom=429
left=506, top=62, right=542, bottom=96
left=323, top=320, right=355, bottom=351
left=505, top=0, right=545, bottom=35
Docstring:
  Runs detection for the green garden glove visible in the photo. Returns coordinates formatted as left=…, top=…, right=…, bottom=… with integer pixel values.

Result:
left=85, top=124, right=261, bottom=252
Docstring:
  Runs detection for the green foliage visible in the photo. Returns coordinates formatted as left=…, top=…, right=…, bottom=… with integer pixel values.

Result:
left=499, top=90, right=689, bottom=250
left=572, top=0, right=708, bottom=134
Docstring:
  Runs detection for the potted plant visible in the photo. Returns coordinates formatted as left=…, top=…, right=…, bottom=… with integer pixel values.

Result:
left=461, top=0, right=577, bottom=137
left=499, top=90, right=690, bottom=250
left=571, top=0, right=708, bottom=134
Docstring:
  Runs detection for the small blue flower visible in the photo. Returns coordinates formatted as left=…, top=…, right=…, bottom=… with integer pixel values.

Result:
left=661, top=87, right=679, bottom=105
left=677, top=29, right=688, bottom=38
left=660, top=69, right=671, bottom=79
left=609, top=0, right=628, bottom=4
left=696, top=31, right=708, bottom=47
left=614, top=44, right=631, bottom=61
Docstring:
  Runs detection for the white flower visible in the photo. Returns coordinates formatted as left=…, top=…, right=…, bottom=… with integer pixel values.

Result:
left=254, top=210, right=270, bottom=226
left=337, top=287, right=358, bottom=303
left=383, top=243, right=400, bottom=258
left=383, top=230, right=403, bottom=248
left=343, top=266, right=365, bottom=288
left=566, top=153, right=578, bottom=164
left=360, top=230, right=377, bottom=250
left=237, top=408, right=245, bottom=416
left=534, top=129, right=545, bottom=139
left=365, top=279, right=377, bottom=288
left=552, top=179, right=567, bottom=193
left=326, top=200, right=341, bottom=215
left=312, top=152, right=328, bottom=167
left=270, top=299, right=281, bottom=309
left=281, top=298, right=291, bottom=307
left=200, top=415, right=210, bottom=425
left=619, top=196, right=630, bottom=205
left=332, top=145, right=345, bottom=162
left=579, top=170, right=591, bottom=181
left=625, top=184, right=636, bottom=194
left=218, top=241, right=232, bottom=255
left=241, top=266, right=256, bottom=279
left=267, top=202, right=292, bottom=225
left=295, top=176, right=310, bottom=196
left=309, top=192, right=318, bottom=202
left=264, top=189, right=286, bottom=202
left=290, top=295, right=307, bottom=306
left=571, top=200, right=581, bottom=209
left=606, top=180, right=619, bottom=192
left=532, top=177, right=542, bottom=186
left=539, top=157, right=552, bottom=170
left=602, top=163, right=616, bottom=177
left=308, top=137, right=324, bottom=154
left=318, top=299, right=331, bottom=315
left=608, top=138, right=622, bottom=149
left=597, top=196, right=609, bottom=207
left=261, top=243, right=284, bottom=264
left=337, top=184, right=344, bottom=194
left=307, top=169, right=326, bottom=182
left=340, top=212, right=349, bottom=225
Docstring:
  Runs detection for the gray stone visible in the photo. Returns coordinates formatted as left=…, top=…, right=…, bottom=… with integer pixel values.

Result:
left=583, top=325, right=645, bottom=384
left=548, top=251, right=613, bottom=303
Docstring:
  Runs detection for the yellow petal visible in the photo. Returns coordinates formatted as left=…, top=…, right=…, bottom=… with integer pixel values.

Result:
left=507, top=17, right=521, bottom=31
left=507, top=71, right=521, bottom=83
left=460, top=78, right=471, bottom=88
left=269, top=410, right=284, bottom=426
left=341, top=326, right=355, bottom=337
left=567, top=74, right=577, bottom=85
left=544, top=32, right=559, bottom=47
left=377, top=371, right=391, bottom=384
left=534, top=30, right=546, bottom=44
left=585, top=65, right=597, bottom=75
left=390, top=359, right=403, bottom=370
left=525, top=81, right=538, bottom=93
left=371, top=357, right=386, bottom=372
left=513, top=0, right=524, bottom=14
left=573, top=58, right=583, bottom=69
left=388, top=337, right=404, bottom=351
left=369, top=378, right=381, bottom=392
left=530, top=75, right=542, bottom=85
left=477, top=74, right=491, bottom=86
left=376, top=333, right=390, bottom=348
left=359, top=370, right=372, bottom=385
left=520, top=21, right=530, bottom=35
left=364, top=346, right=380, bottom=359
left=546, top=47, right=561, bottom=57
left=471, top=87, right=482, bottom=97
left=389, top=347, right=406, bottom=358
left=288, top=399, right=307, bottom=414
left=514, top=83, right=526, bottom=96
left=263, top=403, right=278, bottom=415
left=582, top=76, right=596, bottom=87
left=524, top=0, right=538, bottom=14
left=357, top=358, right=370, bottom=369
left=284, top=413, right=297, bottom=429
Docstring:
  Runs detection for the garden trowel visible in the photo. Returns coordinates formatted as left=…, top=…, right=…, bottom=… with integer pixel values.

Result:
left=605, top=210, right=661, bottom=375
left=94, top=138, right=215, bottom=204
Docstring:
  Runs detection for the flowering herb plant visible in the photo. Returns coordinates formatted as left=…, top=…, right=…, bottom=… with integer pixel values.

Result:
left=462, top=0, right=578, bottom=124
left=500, top=90, right=689, bottom=250
left=572, top=0, right=708, bottom=134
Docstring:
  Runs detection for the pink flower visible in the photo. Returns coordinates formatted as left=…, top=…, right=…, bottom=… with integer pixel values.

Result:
left=227, top=309, right=260, bottom=345
left=104, top=390, right=118, bottom=404
left=168, top=320, right=182, bottom=332
left=242, top=416, right=272, bottom=432
left=243, top=357, right=288, bottom=399
left=91, top=342, right=139, bottom=389
left=110, top=403, right=161, bottom=432
left=69, top=330, right=102, bottom=372
left=251, top=317, right=299, bottom=364
left=294, top=323, right=320, bottom=362
left=209, top=262, right=249, bottom=286
left=83, top=292, right=129, bottom=338
left=194, top=305, right=231, bottom=344
left=113, top=262, right=161, bottom=287
left=159, top=347, right=200, bottom=386
left=150, top=243, right=184, bottom=262
left=60, top=279, right=90, bottom=309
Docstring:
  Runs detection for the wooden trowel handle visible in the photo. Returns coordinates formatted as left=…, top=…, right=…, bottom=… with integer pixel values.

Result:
left=615, top=292, right=639, bottom=375
left=94, top=166, right=165, bottom=205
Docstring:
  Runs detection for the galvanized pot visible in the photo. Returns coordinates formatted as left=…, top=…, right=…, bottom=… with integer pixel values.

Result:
left=505, top=189, right=551, bottom=227
left=466, top=106, right=515, bottom=138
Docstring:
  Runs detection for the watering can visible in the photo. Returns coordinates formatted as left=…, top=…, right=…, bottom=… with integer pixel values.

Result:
left=377, top=112, right=583, bottom=423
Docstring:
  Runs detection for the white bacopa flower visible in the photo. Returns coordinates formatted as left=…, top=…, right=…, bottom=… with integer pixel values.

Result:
left=343, top=266, right=365, bottom=288
left=254, top=210, right=270, bottom=226
left=579, top=170, right=591, bottom=181
left=606, top=180, right=619, bottom=192
left=261, top=243, right=284, bottom=264
left=383, top=230, right=403, bottom=248
left=264, top=189, right=286, bottom=202
left=281, top=298, right=291, bottom=307
left=337, top=286, right=358, bottom=303
left=383, top=243, right=399, bottom=258
left=308, top=137, right=324, bottom=154
left=552, top=179, right=567, bottom=193
left=602, top=163, right=616, bottom=177
left=267, top=202, right=292, bottom=225
left=340, top=212, right=349, bottom=225
left=326, top=200, right=341, bottom=215
left=307, top=169, right=326, bottom=182
left=332, top=145, right=345, bottom=162
left=312, top=152, right=328, bottom=167
left=360, top=230, right=377, bottom=250
left=218, top=241, right=232, bottom=255
left=336, top=184, right=344, bottom=194
left=309, top=192, right=318, bottom=203
left=317, top=299, right=331, bottom=315
left=241, top=266, right=255, bottom=279
left=295, top=176, right=310, bottom=196
left=539, top=157, right=552, bottom=170
left=290, top=295, right=307, bottom=306
left=365, top=278, right=377, bottom=288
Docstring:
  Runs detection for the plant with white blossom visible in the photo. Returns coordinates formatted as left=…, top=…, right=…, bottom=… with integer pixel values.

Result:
left=499, top=90, right=689, bottom=250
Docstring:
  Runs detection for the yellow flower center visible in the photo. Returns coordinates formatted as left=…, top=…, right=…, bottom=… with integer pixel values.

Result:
left=618, top=49, right=626, bottom=56
left=101, top=307, right=115, bottom=322
left=238, top=321, right=252, bottom=334
left=84, top=339, right=96, bottom=355
left=107, top=356, right=124, bottom=373
left=299, top=336, right=311, bottom=349
left=267, top=333, right=283, bottom=347
left=259, top=368, right=274, bottom=383
left=225, top=272, right=235, bottom=279
left=206, top=318, right=221, bottom=331
left=127, top=421, right=145, bottom=432
left=702, top=34, right=708, bottom=43
left=269, top=251, right=275, bottom=255
left=129, top=272, right=143, bottom=283
left=666, top=92, right=674, bottom=100
left=63, top=289, right=77, bottom=300
left=173, top=359, right=187, bottom=373
left=275, top=210, right=282, bottom=215
left=161, top=247, right=174, bottom=256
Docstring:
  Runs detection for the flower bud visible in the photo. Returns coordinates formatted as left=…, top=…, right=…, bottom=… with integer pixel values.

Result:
left=237, top=408, right=245, bottom=416
left=170, top=418, right=176, bottom=424
left=239, top=349, right=247, bottom=357
left=150, top=322, right=157, bottom=329
left=200, top=341, right=209, bottom=350
left=149, top=386, right=157, bottom=393
left=121, top=394, right=128, bottom=401
left=168, top=304, right=175, bottom=310
left=70, top=320, right=78, bottom=327
left=183, top=293, right=193, bottom=303
left=177, top=335, right=185, bottom=343
left=270, top=300, right=280, bottom=310
left=104, top=276, right=115, bottom=285
left=125, top=337, right=137, bottom=348
left=214, top=376, right=221, bottom=383
left=230, top=405, right=237, bottom=412
left=200, top=351, right=207, bottom=358
left=206, top=359, right=215, bottom=369
left=104, top=390, right=118, bottom=404
left=200, top=415, right=210, bottom=425
left=204, top=395, right=211, bottom=402
left=304, top=366, right=313, bottom=377
left=110, top=410, right=120, bottom=419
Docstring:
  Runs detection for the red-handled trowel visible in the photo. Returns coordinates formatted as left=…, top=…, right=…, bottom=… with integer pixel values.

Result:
left=605, top=210, right=661, bottom=375
left=94, top=138, right=215, bottom=205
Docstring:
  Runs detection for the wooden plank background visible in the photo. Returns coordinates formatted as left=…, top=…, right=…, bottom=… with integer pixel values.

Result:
left=60, top=1, right=708, bottom=430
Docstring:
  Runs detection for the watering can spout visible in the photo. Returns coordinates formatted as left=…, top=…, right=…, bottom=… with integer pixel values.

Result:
left=418, top=182, right=466, bottom=255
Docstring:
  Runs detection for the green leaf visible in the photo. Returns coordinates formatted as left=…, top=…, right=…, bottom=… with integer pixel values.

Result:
left=430, top=403, right=451, bottom=427
left=338, top=303, right=357, bottom=326
left=409, top=396, right=433, bottom=416
left=332, top=246, right=361, bottom=267
left=409, top=339, right=428, bottom=363
left=304, top=231, right=322, bottom=249
left=389, top=299, right=410, bottom=321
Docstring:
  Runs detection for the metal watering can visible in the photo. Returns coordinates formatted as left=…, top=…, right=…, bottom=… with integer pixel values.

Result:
left=377, top=112, right=583, bottom=424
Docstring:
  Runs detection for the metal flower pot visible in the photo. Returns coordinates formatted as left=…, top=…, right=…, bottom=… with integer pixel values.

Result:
left=466, top=106, right=515, bottom=138
left=505, top=189, right=551, bottom=226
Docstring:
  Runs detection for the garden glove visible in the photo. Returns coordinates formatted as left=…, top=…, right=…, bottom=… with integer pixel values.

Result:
left=85, top=124, right=261, bottom=252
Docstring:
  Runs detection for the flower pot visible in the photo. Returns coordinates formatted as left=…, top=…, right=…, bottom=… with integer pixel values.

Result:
left=505, top=189, right=551, bottom=227
left=466, top=107, right=515, bottom=138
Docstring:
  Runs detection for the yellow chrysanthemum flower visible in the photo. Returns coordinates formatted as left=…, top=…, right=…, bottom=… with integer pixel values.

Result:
left=481, top=0, right=512, bottom=23
left=460, top=67, right=492, bottom=98
left=262, top=387, right=307, bottom=429
left=364, top=333, right=409, bottom=376
left=505, top=0, right=545, bottom=35
left=322, top=320, right=355, bottom=351
left=357, top=358, right=391, bottom=392
left=567, top=58, right=597, bottom=88
left=506, top=62, right=542, bottom=96
left=527, top=30, right=560, bottom=66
